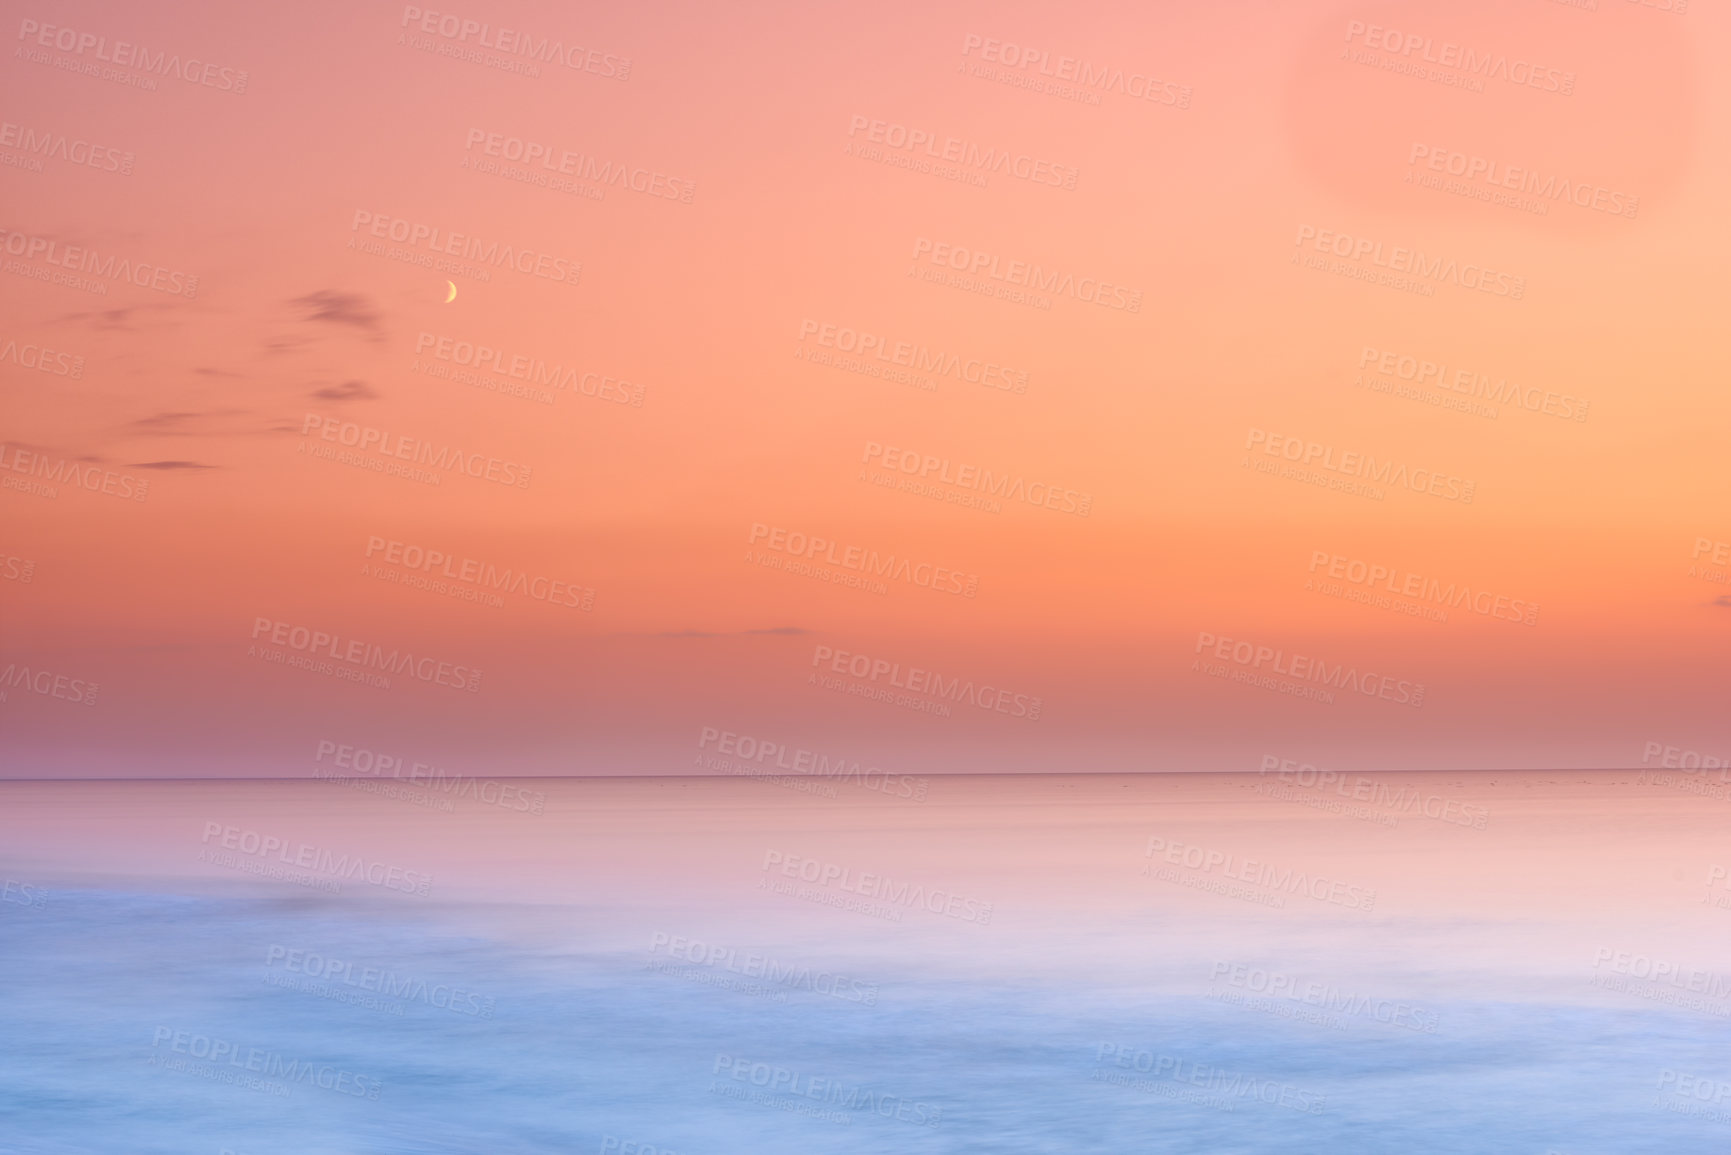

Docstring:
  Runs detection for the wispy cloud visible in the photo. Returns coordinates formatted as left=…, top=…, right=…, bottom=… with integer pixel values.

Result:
left=126, top=409, right=252, bottom=436
left=53, top=303, right=181, bottom=331
left=311, top=379, right=378, bottom=401
left=654, top=627, right=810, bottom=638
left=293, top=290, right=381, bottom=336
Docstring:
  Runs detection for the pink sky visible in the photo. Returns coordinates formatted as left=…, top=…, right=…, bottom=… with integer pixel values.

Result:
left=1, top=0, right=1726, bottom=777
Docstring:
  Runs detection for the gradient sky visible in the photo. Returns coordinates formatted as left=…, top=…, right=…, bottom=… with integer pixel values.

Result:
left=2, top=0, right=1727, bottom=778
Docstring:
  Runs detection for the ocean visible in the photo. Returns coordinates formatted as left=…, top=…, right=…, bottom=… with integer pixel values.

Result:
left=2, top=772, right=1726, bottom=1153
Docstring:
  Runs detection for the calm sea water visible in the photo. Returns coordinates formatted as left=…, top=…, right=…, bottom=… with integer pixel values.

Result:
left=1, top=888, right=1725, bottom=1154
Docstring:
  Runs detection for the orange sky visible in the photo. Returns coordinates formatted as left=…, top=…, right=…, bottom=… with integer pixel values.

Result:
left=2, top=0, right=1727, bottom=777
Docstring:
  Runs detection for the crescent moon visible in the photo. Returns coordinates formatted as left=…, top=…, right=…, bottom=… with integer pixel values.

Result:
left=443, top=280, right=457, bottom=304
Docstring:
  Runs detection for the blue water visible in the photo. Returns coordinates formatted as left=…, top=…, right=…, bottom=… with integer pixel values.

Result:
left=0, top=890, right=1724, bottom=1154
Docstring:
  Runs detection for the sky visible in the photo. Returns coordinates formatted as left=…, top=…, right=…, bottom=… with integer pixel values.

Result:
left=1, top=0, right=1727, bottom=778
